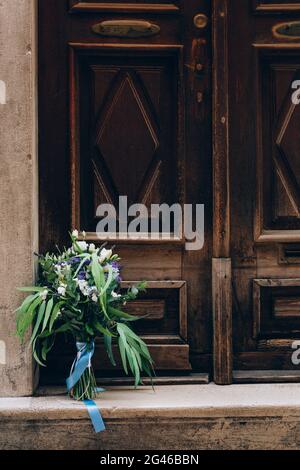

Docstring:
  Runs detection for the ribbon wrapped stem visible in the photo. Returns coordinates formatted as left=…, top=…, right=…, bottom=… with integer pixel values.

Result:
left=66, top=341, right=105, bottom=432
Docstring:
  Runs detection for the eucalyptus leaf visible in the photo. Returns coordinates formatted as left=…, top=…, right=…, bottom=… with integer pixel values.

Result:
left=15, top=232, right=154, bottom=388
left=108, top=305, right=138, bottom=321
left=118, top=336, right=128, bottom=374
left=104, top=335, right=116, bottom=366
left=42, top=298, right=54, bottom=332
left=17, top=295, right=43, bottom=340
left=94, top=321, right=114, bottom=337
left=49, top=301, right=64, bottom=332
left=32, top=337, right=46, bottom=367
left=15, top=293, right=39, bottom=314
left=30, top=301, right=46, bottom=345
left=91, top=253, right=105, bottom=291
left=17, top=287, right=45, bottom=292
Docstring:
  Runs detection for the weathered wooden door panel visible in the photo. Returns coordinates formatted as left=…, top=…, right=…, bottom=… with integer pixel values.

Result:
left=228, top=0, right=300, bottom=377
left=72, top=46, right=183, bottom=230
left=39, top=0, right=212, bottom=382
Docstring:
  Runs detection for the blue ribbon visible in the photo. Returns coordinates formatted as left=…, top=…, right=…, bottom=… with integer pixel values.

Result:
left=66, top=341, right=105, bottom=433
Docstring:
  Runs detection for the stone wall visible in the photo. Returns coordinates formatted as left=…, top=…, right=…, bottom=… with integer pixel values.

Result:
left=0, top=0, right=37, bottom=396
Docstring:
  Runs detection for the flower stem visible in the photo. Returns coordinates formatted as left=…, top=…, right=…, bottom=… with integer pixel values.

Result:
left=71, top=366, right=98, bottom=401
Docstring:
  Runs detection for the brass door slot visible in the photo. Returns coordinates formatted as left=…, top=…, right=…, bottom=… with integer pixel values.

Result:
left=91, top=20, right=160, bottom=38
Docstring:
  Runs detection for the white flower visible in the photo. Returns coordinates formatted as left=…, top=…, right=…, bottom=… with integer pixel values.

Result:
left=72, top=229, right=79, bottom=239
left=89, top=243, right=96, bottom=253
left=57, top=310, right=62, bottom=317
left=54, top=264, right=62, bottom=273
left=77, top=279, right=90, bottom=296
left=40, top=289, right=48, bottom=301
left=131, top=287, right=139, bottom=296
left=57, top=285, right=66, bottom=296
left=111, top=290, right=121, bottom=299
left=99, top=248, right=112, bottom=263
left=91, top=294, right=98, bottom=302
left=76, top=241, right=88, bottom=252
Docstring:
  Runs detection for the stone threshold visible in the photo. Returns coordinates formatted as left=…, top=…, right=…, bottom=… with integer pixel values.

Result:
left=1, top=383, right=300, bottom=449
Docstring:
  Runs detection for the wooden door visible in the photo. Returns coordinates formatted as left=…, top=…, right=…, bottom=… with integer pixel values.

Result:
left=38, top=0, right=212, bottom=383
left=225, top=0, right=300, bottom=381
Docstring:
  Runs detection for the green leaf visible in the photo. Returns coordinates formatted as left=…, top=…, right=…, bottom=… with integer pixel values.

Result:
left=104, top=335, right=116, bottom=366
left=119, top=324, right=152, bottom=362
left=91, top=253, right=105, bottom=291
left=54, top=324, right=72, bottom=334
left=141, top=359, right=155, bottom=385
left=118, top=323, right=145, bottom=344
left=116, top=323, right=128, bottom=347
left=125, top=347, right=135, bottom=376
left=30, top=301, right=46, bottom=345
left=85, top=324, right=94, bottom=336
left=32, top=337, right=46, bottom=367
left=42, top=298, right=53, bottom=332
left=41, top=336, right=55, bottom=361
left=138, top=341, right=152, bottom=362
left=117, top=322, right=153, bottom=383
left=16, top=293, right=39, bottom=338
left=99, top=292, right=109, bottom=320
left=129, top=348, right=140, bottom=387
left=94, top=321, right=114, bottom=337
left=73, top=254, right=91, bottom=278
left=17, top=287, right=45, bottom=293
left=17, top=295, right=42, bottom=340
left=108, top=305, right=138, bottom=321
left=126, top=335, right=152, bottom=362
left=132, top=347, right=142, bottom=369
left=15, top=293, right=39, bottom=314
left=49, top=301, right=64, bottom=332
left=118, top=336, right=128, bottom=374
left=102, top=264, right=113, bottom=294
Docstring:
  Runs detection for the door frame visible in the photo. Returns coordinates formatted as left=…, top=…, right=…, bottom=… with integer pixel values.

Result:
left=212, top=0, right=233, bottom=384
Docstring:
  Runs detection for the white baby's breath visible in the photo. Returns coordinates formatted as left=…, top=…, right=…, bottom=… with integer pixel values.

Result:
left=111, top=290, right=121, bottom=299
left=57, top=285, right=66, bottom=296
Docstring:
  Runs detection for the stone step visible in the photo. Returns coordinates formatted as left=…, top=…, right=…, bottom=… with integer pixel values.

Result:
left=1, top=383, right=300, bottom=450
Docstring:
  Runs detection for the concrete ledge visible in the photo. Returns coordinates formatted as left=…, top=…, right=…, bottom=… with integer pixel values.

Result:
left=1, top=384, right=300, bottom=449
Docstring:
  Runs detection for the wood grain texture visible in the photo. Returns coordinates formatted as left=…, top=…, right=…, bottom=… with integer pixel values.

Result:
left=212, top=0, right=230, bottom=258
left=212, top=258, right=232, bottom=384
left=233, top=370, right=300, bottom=383
left=254, top=44, right=300, bottom=243
left=253, top=0, right=300, bottom=14
left=228, top=0, right=300, bottom=379
left=69, top=1, right=180, bottom=14
left=39, top=0, right=212, bottom=379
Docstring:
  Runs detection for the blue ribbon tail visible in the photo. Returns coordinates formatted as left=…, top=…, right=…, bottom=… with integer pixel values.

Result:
left=84, top=399, right=106, bottom=433
left=66, top=342, right=106, bottom=433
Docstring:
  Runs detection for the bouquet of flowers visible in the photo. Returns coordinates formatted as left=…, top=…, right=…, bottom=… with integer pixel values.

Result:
left=16, top=230, right=154, bottom=401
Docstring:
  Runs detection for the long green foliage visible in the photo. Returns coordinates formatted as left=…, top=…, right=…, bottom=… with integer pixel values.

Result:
left=16, top=231, right=154, bottom=384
